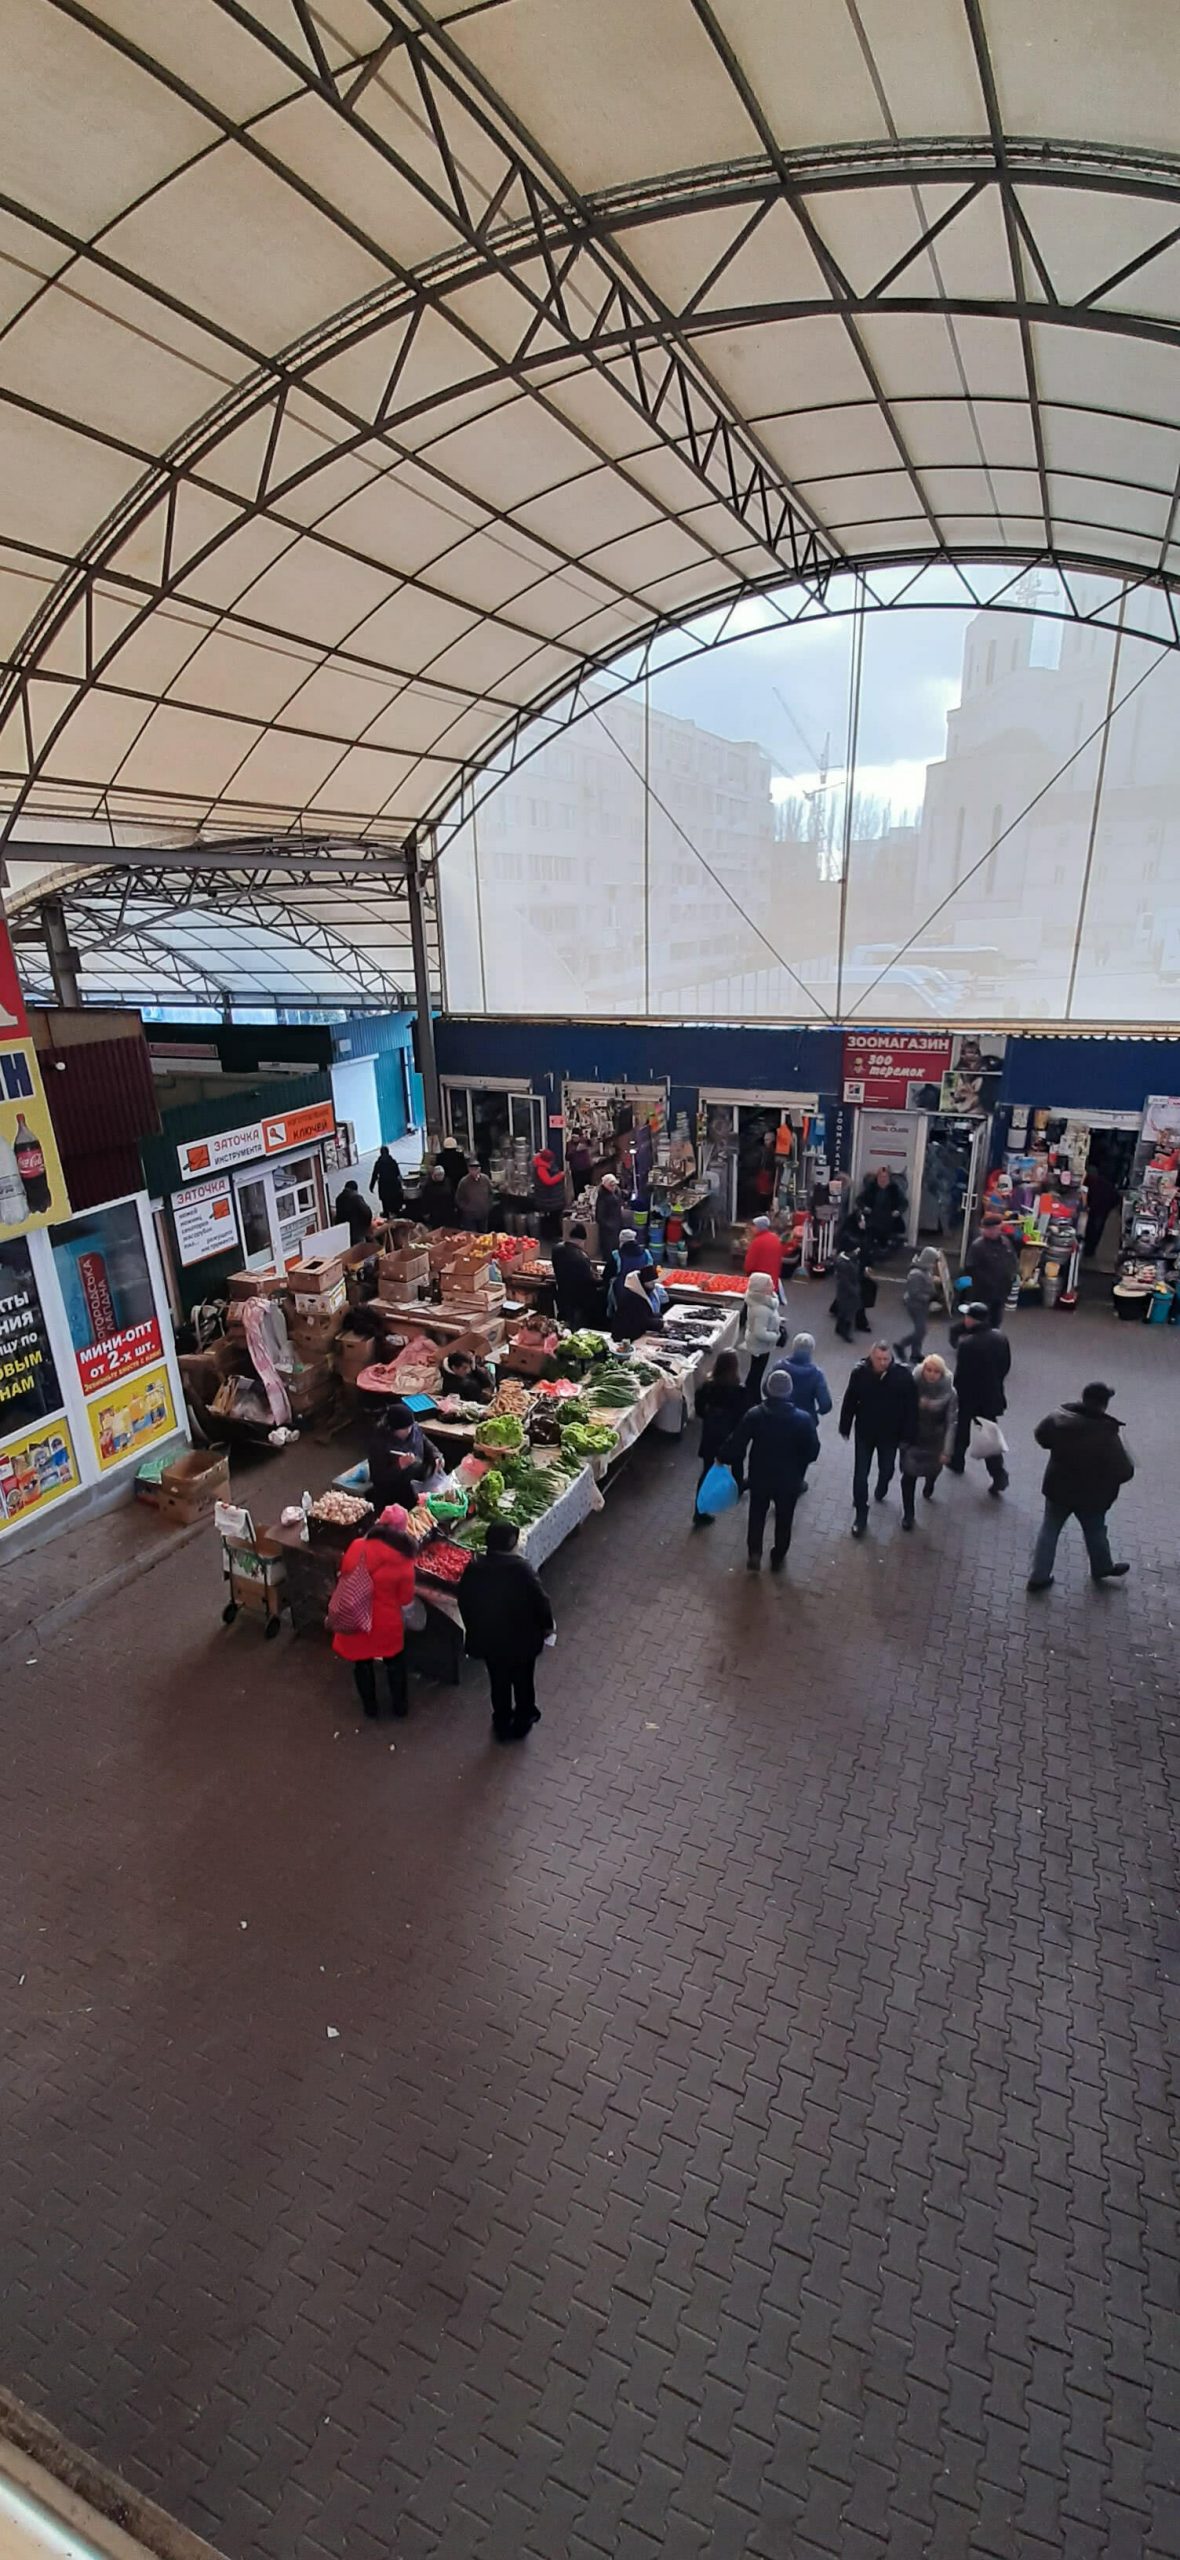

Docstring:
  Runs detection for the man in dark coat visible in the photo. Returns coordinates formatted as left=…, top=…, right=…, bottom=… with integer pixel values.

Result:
left=964, top=1208, right=1018, bottom=1326
left=722, top=1369, right=819, bottom=1572
left=458, top=1520, right=555, bottom=1741
left=551, top=1222, right=603, bottom=1328
left=333, top=1179, right=374, bottom=1244
left=858, top=1166, right=906, bottom=1259
left=1027, top=1382, right=1133, bottom=1590
left=947, top=1301, right=1011, bottom=1492
left=369, top=1147, right=404, bottom=1218
left=839, top=1341, right=919, bottom=1536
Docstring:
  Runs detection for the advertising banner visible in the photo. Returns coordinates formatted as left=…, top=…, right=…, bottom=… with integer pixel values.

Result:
left=50, top=1202, right=165, bottom=1400
left=177, top=1099, right=335, bottom=1181
left=75, top=1317, right=164, bottom=1394
left=938, top=1033, right=1007, bottom=1116
left=87, top=1361, right=176, bottom=1471
left=0, top=1415, right=79, bottom=1524
left=0, top=1236, right=64, bottom=1434
left=842, top=1033, right=952, bottom=1109
left=0, top=917, right=70, bottom=1238
left=172, top=1175, right=238, bottom=1267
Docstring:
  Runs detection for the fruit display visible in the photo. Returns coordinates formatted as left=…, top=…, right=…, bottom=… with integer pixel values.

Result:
left=657, top=1269, right=745, bottom=1295
left=415, top=1539, right=471, bottom=1586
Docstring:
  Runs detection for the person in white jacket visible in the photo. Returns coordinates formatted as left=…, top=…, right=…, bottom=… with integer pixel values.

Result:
left=741, top=1268, right=787, bottom=1400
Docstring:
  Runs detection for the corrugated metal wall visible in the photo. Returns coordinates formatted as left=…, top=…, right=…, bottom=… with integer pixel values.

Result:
left=39, top=1027, right=161, bottom=1213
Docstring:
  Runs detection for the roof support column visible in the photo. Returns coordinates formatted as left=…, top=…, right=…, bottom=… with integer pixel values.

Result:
left=42, top=896, right=81, bottom=1009
left=406, top=848, right=441, bottom=1141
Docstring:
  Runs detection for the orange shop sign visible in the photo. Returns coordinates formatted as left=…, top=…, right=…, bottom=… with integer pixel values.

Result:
left=177, top=1100, right=335, bottom=1181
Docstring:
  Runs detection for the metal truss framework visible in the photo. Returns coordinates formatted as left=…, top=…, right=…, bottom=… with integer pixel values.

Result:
left=6, top=846, right=438, bottom=1012
left=3, top=1, right=1180, bottom=1016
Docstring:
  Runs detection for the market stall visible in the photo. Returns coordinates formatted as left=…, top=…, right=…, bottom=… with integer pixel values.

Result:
left=1112, top=1095, right=1180, bottom=1322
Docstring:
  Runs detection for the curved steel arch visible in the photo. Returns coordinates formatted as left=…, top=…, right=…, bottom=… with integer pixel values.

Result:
left=7, top=5, right=1180, bottom=856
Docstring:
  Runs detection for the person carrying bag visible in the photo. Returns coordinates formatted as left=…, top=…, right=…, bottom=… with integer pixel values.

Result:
left=328, top=1505, right=416, bottom=1720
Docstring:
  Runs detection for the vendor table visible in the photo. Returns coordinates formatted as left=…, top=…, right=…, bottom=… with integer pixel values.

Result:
left=268, top=1515, right=466, bottom=1679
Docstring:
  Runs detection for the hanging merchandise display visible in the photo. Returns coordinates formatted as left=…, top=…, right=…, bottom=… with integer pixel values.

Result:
left=1113, top=1098, right=1180, bottom=1321
left=0, top=916, right=70, bottom=1238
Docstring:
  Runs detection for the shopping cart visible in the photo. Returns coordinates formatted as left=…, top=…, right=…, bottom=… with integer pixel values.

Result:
left=213, top=1500, right=286, bottom=1639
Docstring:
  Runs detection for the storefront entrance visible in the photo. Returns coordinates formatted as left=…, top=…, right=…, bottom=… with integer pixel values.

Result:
left=700, top=1093, right=820, bottom=1224
left=443, top=1082, right=543, bottom=1164
left=917, top=1114, right=990, bottom=1262
left=234, top=1151, right=327, bottom=1269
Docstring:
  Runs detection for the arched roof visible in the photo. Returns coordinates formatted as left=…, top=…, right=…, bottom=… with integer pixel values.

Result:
left=3, top=0, right=1180, bottom=998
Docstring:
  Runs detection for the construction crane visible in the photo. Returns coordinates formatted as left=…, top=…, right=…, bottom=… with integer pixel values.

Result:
left=772, top=687, right=838, bottom=871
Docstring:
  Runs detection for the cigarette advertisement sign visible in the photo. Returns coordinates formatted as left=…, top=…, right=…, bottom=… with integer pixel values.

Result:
left=172, top=1175, right=238, bottom=1267
left=177, top=1099, right=335, bottom=1181
left=87, top=1361, right=176, bottom=1472
left=0, top=917, right=70, bottom=1239
left=0, top=1416, right=79, bottom=1523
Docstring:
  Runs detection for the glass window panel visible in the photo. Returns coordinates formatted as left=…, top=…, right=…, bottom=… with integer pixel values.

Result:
left=843, top=573, right=1111, bottom=1022
left=646, top=609, right=859, bottom=1020
left=1067, top=588, right=1180, bottom=1021
left=0, top=1236, right=63, bottom=1437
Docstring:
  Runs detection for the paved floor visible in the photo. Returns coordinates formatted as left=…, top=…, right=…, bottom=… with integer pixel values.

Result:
left=1, top=1296, right=1178, bottom=2559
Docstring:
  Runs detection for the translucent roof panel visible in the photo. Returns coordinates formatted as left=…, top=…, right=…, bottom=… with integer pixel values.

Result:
left=0, top=0, right=1178, bottom=957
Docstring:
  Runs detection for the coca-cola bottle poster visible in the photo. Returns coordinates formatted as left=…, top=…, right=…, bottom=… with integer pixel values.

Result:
left=0, top=918, right=70, bottom=1239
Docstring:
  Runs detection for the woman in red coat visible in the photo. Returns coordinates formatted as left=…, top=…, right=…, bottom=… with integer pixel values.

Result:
left=331, top=1506, right=416, bottom=1719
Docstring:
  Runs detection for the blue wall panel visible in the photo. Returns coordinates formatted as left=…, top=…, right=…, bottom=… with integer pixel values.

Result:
left=435, top=1018, right=1180, bottom=1121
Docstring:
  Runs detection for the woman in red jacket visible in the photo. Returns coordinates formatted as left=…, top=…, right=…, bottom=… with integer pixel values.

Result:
left=331, top=1506, right=417, bottom=1719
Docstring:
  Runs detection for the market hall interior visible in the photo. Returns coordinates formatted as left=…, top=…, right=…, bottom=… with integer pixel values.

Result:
left=1, top=1294, right=1177, bottom=2560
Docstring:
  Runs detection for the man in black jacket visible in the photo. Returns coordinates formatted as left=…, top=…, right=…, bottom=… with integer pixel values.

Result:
left=838, top=1342, right=919, bottom=1537
left=1027, top=1382, right=1133, bottom=1591
left=551, top=1222, right=603, bottom=1328
left=964, top=1208, right=1018, bottom=1327
left=458, top=1520, right=555, bottom=1741
left=722, top=1369, right=819, bottom=1571
left=947, top=1302, right=1011, bottom=1493
left=369, top=1146, right=404, bottom=1218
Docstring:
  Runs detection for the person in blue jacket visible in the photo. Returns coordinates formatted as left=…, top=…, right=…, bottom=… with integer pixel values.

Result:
left=722, top=1369, right=819, bottom=1574
left=782, top=1331, right=833, bottom=1424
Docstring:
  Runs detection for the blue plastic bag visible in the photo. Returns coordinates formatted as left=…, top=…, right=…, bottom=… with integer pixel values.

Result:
left=697, top=1462, right=739, bottom=1516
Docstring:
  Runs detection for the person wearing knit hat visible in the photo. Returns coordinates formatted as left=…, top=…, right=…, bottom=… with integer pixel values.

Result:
left=1027, top=1381, right=1134, bottom=1591
left=744, top=1214, right=786, bottom=1291
left=721, top=1364, right=820, bottom=1573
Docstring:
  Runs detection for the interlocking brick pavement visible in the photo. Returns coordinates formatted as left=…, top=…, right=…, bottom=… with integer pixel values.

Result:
left=1, top=1296, right=1178, bottom=2557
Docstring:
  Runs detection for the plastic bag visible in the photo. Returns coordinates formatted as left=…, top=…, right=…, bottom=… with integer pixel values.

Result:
left=969, top=1416, right=1008, bottom=1460
left=326, top=1556, right=374, bottom=1634
left=697, top=1462, right=740, bottom=1516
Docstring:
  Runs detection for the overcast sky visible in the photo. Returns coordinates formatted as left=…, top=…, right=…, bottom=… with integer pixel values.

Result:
left=650, top=602, right=969, bottom=811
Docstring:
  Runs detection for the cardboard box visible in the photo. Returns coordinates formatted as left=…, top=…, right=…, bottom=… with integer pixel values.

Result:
left=158, top=1448, right=231, bottom=1522
left=288, top=1253, right=346, bottom=1296
left=336, top=1335, right=377, bottom=1390
left=228, top=1268, right=288, bottom=1299
left=288, top=1305, right=347, bottom=1353
left=427, top=1236, right=459, bottom=1269
left=454, top=1318, right=506, bottom=1356
left=285, top=1360, right=336, bottom=1416
left=376, top=1248, right=430, bottom=1291
left=447, top=1254, right=495, bottom=1292
left=292, top=1279, right=347, bottom=1317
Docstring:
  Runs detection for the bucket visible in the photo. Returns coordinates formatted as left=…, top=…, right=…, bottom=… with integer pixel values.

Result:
left=1114, top=1286, right=1151, bottom=1323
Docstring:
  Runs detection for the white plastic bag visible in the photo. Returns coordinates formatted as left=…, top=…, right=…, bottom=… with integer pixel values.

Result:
left=969, top=1416, right=1008, bottom=1460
